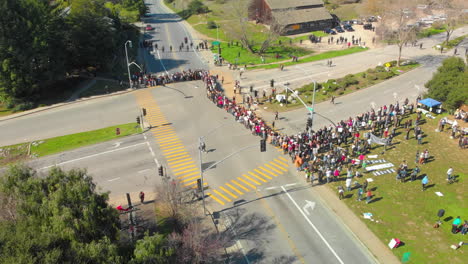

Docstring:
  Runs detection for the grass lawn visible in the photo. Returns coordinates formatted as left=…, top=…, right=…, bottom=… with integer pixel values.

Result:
left=326, top=113, right=467, bottom=263
left=0, top=103, right=13, bottom=117
left=417, top=27, right=445, bottom=38
left=438, top=35, right=467, bottom=50
left=249, top=46, right=368, bottom=70
left=262, top=62, right=420, bottom=112
left=213, top=42, right=310, bottom=65
left=79, top=80, right=128, bottom=98
left=30, top=123, right=141, bottom=157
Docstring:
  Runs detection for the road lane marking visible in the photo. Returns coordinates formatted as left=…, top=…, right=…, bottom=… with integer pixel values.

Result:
left=168, top=157, right=192, bottom=165
left=242, top=174, right=261, bottom=185
left=156, top=50, right=170, bottom=75
left=159, top=139, right=181, bottom=146
left=152, top=130, right=174, bottom=137
left=184, top=180, right=198, bottom=187
left=254, top=169, right=272, bottom=180
left=207, top=192, right=225, bottom=205
left=269, top=161, right=288, bottom=171
left=285, top=183, right=298, bottom=187
left=174, top=167, right=197, bottom=175
left=248, top=171, right=267, bottom=182
left=161, top=143, right=183, bottom=150
left=156, top=134, right=177, bottom=141
left=280, top=186, right=344, bottom=264
left=214, top=189, right=231, bottom=202
left=264, top=164, right=283, bottom=174
left=226, top=183, right=243, bottom=195
left=181, top=175, right=200, bottom=183
left=177, top=171, right=199, bottom=179
left=237, top=177, right=257, bottom=189
left=232, top=180, right=250, bottom=192
left=162, top=148, right=186, bottom=155
left=259, top=166, right=278, bottom=177
left=170, top=161, right=194, bottom=169
left=265, top=186, right=279, bottom=190
left=165, top=151, right=189, bottom=158
left=162, top=146, right=185, bottom=153
left=220, top=186, right=238, bottom=199
left=172, top=164, right=196, bottom=172
left=278, top=156, right=289, bottom=162
left=138, top=169, right=151, bottom=173
left=167, top=155, right=190, bottom=162
left=274, top=158, right=289, bottom=167
left=108, top=177, right=121, bottom=182
left=39, top=142, right=147, bottom=170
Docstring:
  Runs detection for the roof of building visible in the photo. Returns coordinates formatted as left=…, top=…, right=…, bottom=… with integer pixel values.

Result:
left=265, top=0, right=324, bottom=10
left=272, top=7, right=332, bottom=26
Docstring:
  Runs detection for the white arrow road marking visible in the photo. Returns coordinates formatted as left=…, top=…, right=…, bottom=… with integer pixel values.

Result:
left=108, top=177, right=120, bottom=182
left=138, top=169, right=151, bottom=173
left=281, top=185, right=344, bottom=264
left=111, top=142, right=122, bottom=148
left=302, top=200, right=316, bottom=216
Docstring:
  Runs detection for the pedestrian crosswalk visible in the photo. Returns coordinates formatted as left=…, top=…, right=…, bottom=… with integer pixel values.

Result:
left=134, top=90, right=206, bottom=188
left=206, top=156, right=290, bottom=205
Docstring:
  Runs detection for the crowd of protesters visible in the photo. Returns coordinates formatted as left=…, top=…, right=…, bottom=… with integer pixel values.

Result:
left=130, top=69, right=207, bottom=87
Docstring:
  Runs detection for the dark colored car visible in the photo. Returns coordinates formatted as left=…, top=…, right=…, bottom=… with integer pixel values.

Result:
left=335, top=26, right=345, bottom=33
left=324, top=28, right=336, bottom=35
left=363, top=24, right=373, bottom=30
left=343, top=24, right=354, bottom=31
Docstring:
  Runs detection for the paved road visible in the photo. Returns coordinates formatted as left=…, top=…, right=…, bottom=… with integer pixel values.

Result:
left=141, top=0, right=208, bottom=74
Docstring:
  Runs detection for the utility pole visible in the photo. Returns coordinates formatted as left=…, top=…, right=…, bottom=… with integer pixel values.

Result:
left=198, top=137, right=207, bottom=215
left=125, top=40, right=132, bottom=89
left=126, top=193, right=136, bottom=240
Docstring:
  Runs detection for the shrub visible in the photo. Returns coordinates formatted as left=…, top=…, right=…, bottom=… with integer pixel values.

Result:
left=188, top=0, right=209, bottom=14
left=12, top=102, right=35, bottom=112
left=343, top=74, right=358, bottom=87
left=366, top=68, right=375, bottom=74
left=375, top=66, right=386, bottom=72
left=207, top=20, right=218, bottom=29
left=376, top=71, right=395, bottom=80
left=362, top=72, right=366, bottom=78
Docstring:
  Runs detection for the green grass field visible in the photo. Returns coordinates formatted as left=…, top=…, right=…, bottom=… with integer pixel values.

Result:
left=327, top=114, right=467, bottom=263
left=249, top=46, right=368, bottom=70
left=0, top=103, right=13, bottom=117
left=30, top=123, right=142, bottom=157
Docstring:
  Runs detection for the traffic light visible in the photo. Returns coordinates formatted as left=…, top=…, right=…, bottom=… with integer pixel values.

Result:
left=158, top=166, right=164, bottom=177
left=270, top=79, right=274, bottom=88
left=197, top=179, right=202, bottom=192
left=307, top=118, right=312, bottom=128
left=260, top=139, right=266, bottom=152
left=136, top=116, right=140, bottom=124
left=142, top=108, right=147, bottom=116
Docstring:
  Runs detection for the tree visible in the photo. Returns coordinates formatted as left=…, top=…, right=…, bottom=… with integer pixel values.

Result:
left=378, top=0, right=418, bottom=66
left=432, top=0, right=467, bottom=44
left=425, top=57, right=467, bottom=110
left=225, top=0, right=255, bottom=53
left=257, top=18, right=287, bottom=55
left=131, top=232, right=174, bottom=264
left=0, top=165, right=122, bottom=263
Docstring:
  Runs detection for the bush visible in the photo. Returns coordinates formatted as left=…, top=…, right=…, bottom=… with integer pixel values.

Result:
left=343, top=74, right=358, bottom=87
left=376, top=71, right=395, bottom=80
left=12, top=102, right=35, bottom=112
left=188, top=0, right=209, bottom=14
left=375, top=66, right=386, bottom=72
left=366, top=68, right=375, bottom=74
left=207, top=20, right=218, bottom=29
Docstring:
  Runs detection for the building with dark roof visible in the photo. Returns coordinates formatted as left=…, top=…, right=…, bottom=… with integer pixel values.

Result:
left=250, top=0, right=334, bottom=35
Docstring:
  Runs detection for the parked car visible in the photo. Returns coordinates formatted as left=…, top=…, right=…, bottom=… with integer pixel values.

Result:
left=145, top=24, right=154, bottom=31
left=324, top=28, right=336, bottom=35
left=363, top=23, right=373, bottom=30
left=344, top=24, right=354, bottom=31
left=335, top=26, right=345, bottom=33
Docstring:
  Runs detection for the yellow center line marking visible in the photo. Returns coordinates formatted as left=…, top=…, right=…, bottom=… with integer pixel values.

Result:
left=259, top=166, right=278, bottom=177
left=242, top=174, right=261, bottom=185
left=161, top=143, right=183, bottom=150
left=167, top=155, right=190, bottom=162
left=248, top=171, right=267, bottom=182
left=170, top=161, right=194, bottom=169
left=166, top=151, right=189, bottom=158
left=181, top=175, right=200, bottom=183
left=253, top=169, right=273, bottom=180
left=226, top=183, right=243, bottom=195
left=206, top=192, right=225, bottom=205
left=237, top=177, right=256, bottom=190
left=265, top=164, right=283, bottom=174
left=174, top=167, right=197, bottom=175
left=147, top=117, right=167, bottom=121
left=274, top=158, right=289, bottom=167
left=172, top=164, right=196, bottom=172
left=162, top=146, right=185, bottom=154
left=147, top=114, right=165, bottom=118
left=278, top=156, right=289, bottom=162
left=168, top=158, right=193, bottom=166
left=163, top=148, right=186, bottom=156
left=220, top=186, right=238, bottom=199
left=176, top=171, right=199, bottom=179
left=213, top=189, right=232, bottom=202
left=269, top=161, right=288, bottom=171
left=152, top=126, right=173, bottom=132
left=231, top=180, right=250, bottom=192
left=150, top=121, right=170, bottom=126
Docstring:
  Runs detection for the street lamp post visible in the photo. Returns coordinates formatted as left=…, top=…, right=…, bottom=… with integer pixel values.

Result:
left=283, top=81, right=316, bottom=119
left=125, top=40, right=133, bottom=89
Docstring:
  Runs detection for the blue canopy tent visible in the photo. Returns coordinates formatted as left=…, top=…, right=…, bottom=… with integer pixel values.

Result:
left=419, top=98, right=442, bottom=108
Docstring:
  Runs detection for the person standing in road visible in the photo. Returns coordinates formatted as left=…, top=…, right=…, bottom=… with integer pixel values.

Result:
left=139, top=191, right=145, bottom=204
left=275, top=111, right=279, bottom=120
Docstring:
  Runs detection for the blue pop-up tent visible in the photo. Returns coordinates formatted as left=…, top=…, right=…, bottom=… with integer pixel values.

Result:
left=419, top=98, right=442, bottom=108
